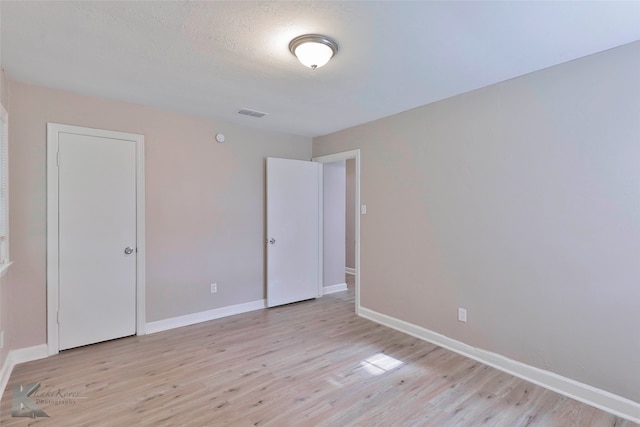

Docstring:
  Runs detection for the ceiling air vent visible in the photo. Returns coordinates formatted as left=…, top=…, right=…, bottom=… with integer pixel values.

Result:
left=238, top=108, right=268, bottom=118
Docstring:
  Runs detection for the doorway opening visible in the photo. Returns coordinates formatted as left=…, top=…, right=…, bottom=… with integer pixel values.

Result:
left=313, top=149, right=361, bottom=314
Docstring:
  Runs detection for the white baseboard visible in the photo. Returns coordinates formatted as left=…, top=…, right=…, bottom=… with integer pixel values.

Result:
left=359, top=307, right=640, bottom=423
left=145, top=299, right=266, bottom=334
left=0, top=344, right=49, bottom=402
left=345, top=267, right=356, bottom=276
left=323, top=283, right=348, bottom=294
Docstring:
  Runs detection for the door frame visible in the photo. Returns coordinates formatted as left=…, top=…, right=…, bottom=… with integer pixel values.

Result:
left=46, top=123, right=146, bottom=355
left=312, top=149, right=361, bottom=314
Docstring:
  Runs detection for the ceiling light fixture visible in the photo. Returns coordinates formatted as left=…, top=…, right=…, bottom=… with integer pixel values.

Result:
left=289, top=34, right=338, bottom=70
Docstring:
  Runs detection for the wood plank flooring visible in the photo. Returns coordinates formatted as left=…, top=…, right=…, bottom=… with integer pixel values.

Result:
left=1, top=277, right=636, bottom=426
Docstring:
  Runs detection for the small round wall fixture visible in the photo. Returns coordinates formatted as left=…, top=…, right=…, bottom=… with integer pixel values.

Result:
left=289, top=34, right=338, bottom=70
left=215, top=133, right=225, bottom=143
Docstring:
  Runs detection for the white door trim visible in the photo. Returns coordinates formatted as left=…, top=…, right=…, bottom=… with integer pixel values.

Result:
left=46, top=123, right=146, bottom=356
left=312, top=149, right=361, bottom=314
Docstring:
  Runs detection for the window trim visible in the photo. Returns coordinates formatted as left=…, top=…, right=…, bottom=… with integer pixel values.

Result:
left=0, top=102, right=10, bottom=277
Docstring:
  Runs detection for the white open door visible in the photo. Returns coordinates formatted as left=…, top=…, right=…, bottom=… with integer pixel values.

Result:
left=266, top=157, right=322, bottom=307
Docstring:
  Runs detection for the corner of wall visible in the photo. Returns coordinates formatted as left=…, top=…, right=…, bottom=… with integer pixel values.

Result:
left=0, top=68, right=8, bottom=109
left=0, top=67, right=9, bottom=382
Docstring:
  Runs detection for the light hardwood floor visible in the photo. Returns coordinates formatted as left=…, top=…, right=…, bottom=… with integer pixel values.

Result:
left=1, top=276, right=636, bottom=426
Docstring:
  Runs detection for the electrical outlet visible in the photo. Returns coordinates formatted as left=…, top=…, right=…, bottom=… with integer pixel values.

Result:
left=0, top=330, right=4, bottom=349
left=458, top=308, right=467, bottom=323
left=211, top=283, right=217, bottom=294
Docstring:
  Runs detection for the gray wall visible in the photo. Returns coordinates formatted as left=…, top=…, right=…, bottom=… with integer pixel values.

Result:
left=313, top=42, right=640, bottom=402
left=323, top=160, right=346, bottom=287
left=6, top=79, right=311, bottom=352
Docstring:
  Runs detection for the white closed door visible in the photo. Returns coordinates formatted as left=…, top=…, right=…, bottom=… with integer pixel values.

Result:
left=266, top=157, right=322, bottom=307
left=58, top=131, right=137, bottom=350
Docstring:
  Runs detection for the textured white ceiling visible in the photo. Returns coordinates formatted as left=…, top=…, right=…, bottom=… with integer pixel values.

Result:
left=1, top=1, right=639, bottom=137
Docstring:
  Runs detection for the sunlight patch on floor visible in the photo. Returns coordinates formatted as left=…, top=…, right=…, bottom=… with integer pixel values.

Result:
left=360, top=353, right=404, bottom=376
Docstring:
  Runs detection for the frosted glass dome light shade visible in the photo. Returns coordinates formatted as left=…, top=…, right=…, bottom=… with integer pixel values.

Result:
left=294, top=42, right=333, bottom=69
left=289, top=34, right=338, bottom=70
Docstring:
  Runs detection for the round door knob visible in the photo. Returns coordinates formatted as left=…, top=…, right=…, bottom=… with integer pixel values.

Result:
left=124, top=247, right=134, bottom=255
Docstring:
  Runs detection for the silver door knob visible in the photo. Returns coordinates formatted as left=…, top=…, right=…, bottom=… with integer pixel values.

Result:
left=124, top=247, right=134, bottom=254
left=268, top=238, right=276, bottom=245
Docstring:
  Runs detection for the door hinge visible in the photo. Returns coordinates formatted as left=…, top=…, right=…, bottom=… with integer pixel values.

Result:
left=57, top=311, right=60, bottom=324
left=56, top=151, right=60, bottom=167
